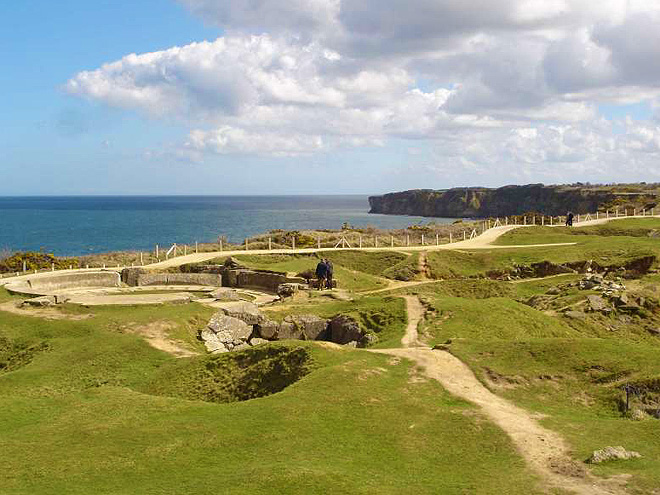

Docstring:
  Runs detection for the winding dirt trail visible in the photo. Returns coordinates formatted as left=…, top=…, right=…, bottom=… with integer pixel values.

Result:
left=372, top=295, right=625, bottom=495
left=400, top=295, right=425, bottom=348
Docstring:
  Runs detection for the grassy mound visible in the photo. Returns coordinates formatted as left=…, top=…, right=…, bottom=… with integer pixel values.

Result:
left=144, top=344, right=313, bottom=403
left=382, top=252, right=420, bottom=280
left=0, top=334, right=49, bottom=374
left=421, top=297, right=578, bottom=344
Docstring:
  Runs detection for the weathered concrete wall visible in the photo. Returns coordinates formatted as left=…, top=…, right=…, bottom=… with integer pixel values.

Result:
left=5, top=271, right=121, bottom=296
left=28, top=272, right=120, bottom=291
left=222, top=269, right=306, bottom=292
left=136, top=273, right=222, bottom=287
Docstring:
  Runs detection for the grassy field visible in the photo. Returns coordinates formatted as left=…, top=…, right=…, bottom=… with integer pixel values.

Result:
left=425, top=222, right=660, bottom=279
left=2, top=217, right=660, bottom=493
left=0, top=289, right=537, bottom=494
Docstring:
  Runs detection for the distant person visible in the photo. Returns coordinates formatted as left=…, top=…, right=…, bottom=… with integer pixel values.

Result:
left=315, top=259, right=327, bottom=290
left=325, top=258, right=334, bottom=289
left=566, top=212, right=574, bottom=227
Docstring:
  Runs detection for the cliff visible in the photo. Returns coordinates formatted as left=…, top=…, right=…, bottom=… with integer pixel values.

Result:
left=368, top=184, right=659, bottom=218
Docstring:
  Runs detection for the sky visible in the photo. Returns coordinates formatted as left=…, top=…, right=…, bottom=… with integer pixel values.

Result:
left=2, top=0, right=660, bottom=195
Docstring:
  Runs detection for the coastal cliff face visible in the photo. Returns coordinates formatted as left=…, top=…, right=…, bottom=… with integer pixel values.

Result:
left=369, top=184, right=658, bottom=218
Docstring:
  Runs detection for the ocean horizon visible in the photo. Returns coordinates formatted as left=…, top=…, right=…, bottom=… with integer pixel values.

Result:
left=0, top=195, right=457, bottom=256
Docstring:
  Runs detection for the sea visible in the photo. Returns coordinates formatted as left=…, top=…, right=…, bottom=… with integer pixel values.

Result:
left=0, top=196, right=456, bottom=256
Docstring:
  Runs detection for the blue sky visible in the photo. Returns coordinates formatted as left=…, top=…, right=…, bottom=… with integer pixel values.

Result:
left=2, top=1, right=660, bottom=195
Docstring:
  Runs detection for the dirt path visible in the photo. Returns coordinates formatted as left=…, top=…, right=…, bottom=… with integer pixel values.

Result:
left=417, top=251, right=431, bottom=280
left=371, top=295, right=624, bottom=494
left=126, top=321, right=199, bottom=358
left=376, top=347, right=623, bottom=494
left=400, top=295, right=425, bottom=348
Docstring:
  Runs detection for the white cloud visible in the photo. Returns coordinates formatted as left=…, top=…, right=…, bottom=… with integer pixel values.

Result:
left=66, top=0, right=660, bottom=181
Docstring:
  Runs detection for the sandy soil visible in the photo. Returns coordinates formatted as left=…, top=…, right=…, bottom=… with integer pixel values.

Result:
left=400, top=295, right=425, bottom=348
left=125, top=321, right=199, bottom=358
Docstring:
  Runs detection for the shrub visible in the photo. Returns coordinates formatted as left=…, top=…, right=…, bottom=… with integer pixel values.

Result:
left=0, top=252, right=80, bottom=273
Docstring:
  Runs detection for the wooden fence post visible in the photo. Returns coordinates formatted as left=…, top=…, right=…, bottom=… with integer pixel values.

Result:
left=421, top=234, right=425, bottom=246
left=268, top=238, right=272, bottom=250
left=436, top=233, right=439, bottom=245
left=449, top=233, right=452, bottom=243
left=292, top=237, right=295, bottom=250
left=391, top=236, right=394, bottom=247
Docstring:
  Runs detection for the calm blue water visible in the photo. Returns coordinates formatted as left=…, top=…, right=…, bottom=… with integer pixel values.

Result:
left=0, top=196, right=455, bottom=256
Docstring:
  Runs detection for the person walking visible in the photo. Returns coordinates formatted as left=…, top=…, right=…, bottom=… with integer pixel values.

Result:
left=325, top=258, right=334, bottom=289
left=315, top=259, right=327, bottom=290
left=566, top=212, right=574, bottom=227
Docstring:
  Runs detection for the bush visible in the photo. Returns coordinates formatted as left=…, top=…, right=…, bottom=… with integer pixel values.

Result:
left=0, top=252, right=80, bottom=273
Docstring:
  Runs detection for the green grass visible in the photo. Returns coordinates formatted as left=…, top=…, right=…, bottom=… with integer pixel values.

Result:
left=382, top=253, right=420, bottom=281
left=426, top=226, right=659, bottom=279
left=143, top=343, right=314, bottom=403
left=392, top=279, right=516, bottom=299
left=452, top=338, right=660, bottom=493
left=0, top=301, right=539, bottom=494
left=323, top=250, right=408, bottom=276
left=3, top=218, right=660, bottom=492
left=420, top=297, right=578, bottom=345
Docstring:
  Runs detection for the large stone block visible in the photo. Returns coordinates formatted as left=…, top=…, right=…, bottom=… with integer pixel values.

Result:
left=121, top=267, right=145, bottom=287
left=200, top=328, right=229, bottom=353
left=218, top=301, right=266, bottom=325
left=276, top=320, right=304, bottom=340
left=285, top=314, right=328, bottom=340
left=207, top=313, right=253, bottom=343
left=329, top=315, right=365, bottom=344
left=256, top=320, right=280, bottom=339
left=211, top=288, right=240, bottom=301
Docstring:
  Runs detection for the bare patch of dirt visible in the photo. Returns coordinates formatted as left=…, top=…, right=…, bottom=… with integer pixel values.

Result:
left=0, top=301, right=92, bottom=321
left=357, top=367, right=388, bottom=381
left=483, top=367, right=528, bottom=390
left=401, top=295, right=426, bottom=348
left=408, top=366, right=428, bottom=384
left=125, top=321, right=198, bottom=358
left=417, top=251, right=431, bottom=280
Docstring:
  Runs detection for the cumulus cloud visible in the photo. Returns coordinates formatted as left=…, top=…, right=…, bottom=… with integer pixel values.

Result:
left=66, top=0, right=660, bottom=180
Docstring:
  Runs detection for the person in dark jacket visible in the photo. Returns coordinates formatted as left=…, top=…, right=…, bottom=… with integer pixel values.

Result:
left=566, top=212, right=574, bottom=227
left=315, top=260, right=327, bottom=290
left=325, top=259, right=334, bottom=289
